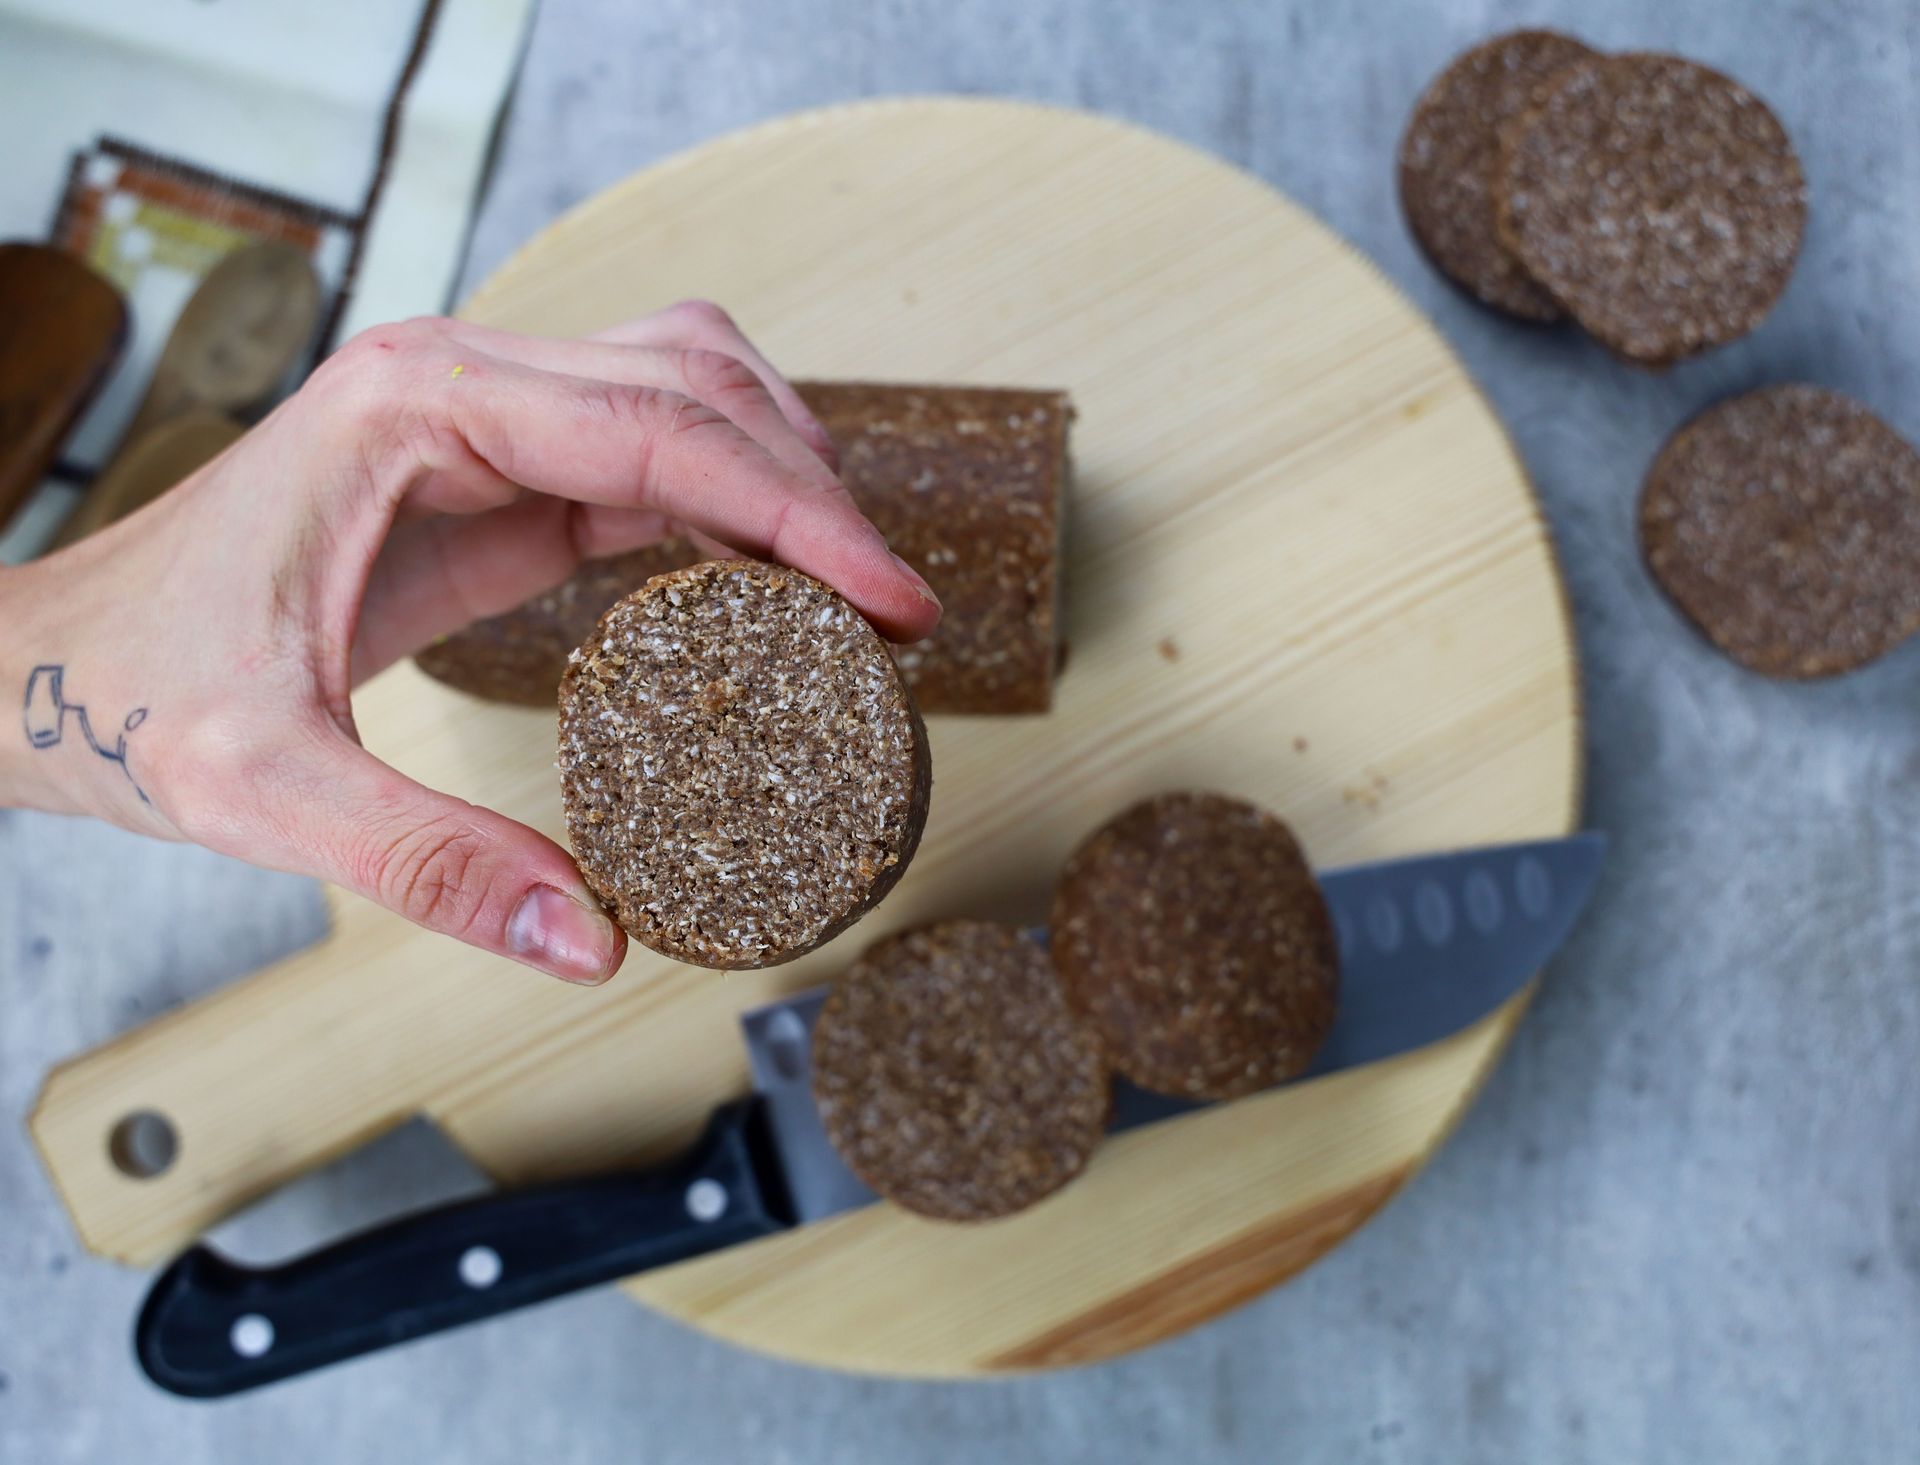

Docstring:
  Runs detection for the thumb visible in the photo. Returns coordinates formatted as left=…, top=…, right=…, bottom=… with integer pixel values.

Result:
left=290, top=739, right=625, bottom=985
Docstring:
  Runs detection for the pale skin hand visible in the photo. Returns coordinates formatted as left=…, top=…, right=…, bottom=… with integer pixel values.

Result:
left=0, top=304, right=940, bottom=985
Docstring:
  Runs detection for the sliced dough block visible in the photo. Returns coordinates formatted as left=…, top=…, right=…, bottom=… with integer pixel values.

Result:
left=800, top=382, right=1072, bottom=714
left=415, top=541, right=700, bottom=706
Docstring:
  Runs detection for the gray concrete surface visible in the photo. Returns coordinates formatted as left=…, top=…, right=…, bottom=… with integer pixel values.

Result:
left=6, top=0, right=1920, bottom=1459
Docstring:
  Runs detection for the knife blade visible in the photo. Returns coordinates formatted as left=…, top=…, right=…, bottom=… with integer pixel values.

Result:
left=135, top=833, right=1602, bottom=1397
left=750, top=831, right=1606, bottom=1222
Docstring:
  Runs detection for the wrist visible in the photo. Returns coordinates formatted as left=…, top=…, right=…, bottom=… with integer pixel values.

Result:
left=0, top=561, right=57, bottom=810
left=0, top=557, right=154, bottom=824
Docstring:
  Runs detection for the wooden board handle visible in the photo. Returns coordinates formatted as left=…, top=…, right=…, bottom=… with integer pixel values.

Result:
left=27, top=891, right=540, bottom=1267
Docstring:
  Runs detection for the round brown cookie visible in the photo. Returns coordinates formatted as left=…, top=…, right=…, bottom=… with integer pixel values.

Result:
left=811, top=922, right=1109, bottom=1222
left=1640, top=385, right=1920, bottom=678
left=558, top=559, right=931, bottom=969
left=1397, top=29, right=1597, bottom=321
left=1497, top=53, right=1806, bottom=365
left=1051, top=793, right=1339, bottom=1102
left=415, top=541, right=700, bottom=706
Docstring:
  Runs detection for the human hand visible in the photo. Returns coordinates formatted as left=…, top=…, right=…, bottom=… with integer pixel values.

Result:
left=0, top=304, right=940, bottom=985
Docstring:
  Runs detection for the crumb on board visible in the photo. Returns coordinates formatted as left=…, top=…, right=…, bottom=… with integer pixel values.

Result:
left=1341, top=768, right=1391, bottom=812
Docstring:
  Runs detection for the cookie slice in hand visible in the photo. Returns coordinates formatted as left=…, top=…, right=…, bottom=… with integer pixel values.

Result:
left=558, top=559, right=931, bottom=969
left=1498, top=53, right=1805, bottom=366
left=812, top=921, right=1110, bottom=1222
left=1641, top=386, right=1920, bottom=678
left=1398, top=29, right=1597, bottom=321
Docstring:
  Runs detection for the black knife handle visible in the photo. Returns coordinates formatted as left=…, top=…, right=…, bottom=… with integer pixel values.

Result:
left=136, top=1099, right=788, bottom=1398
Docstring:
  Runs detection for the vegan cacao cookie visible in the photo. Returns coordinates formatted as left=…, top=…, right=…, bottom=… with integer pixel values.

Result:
left=415, top=541, right=701, bottom=705
left=1051, top=792, right=1338, bottom=1101
left=1497, top=53, right=1806, bottom=365
left=1640, top=385, right=1920, bottom=678
left=811, top=921, right=1109, bottom=1222
left=797, top=382, right=1072, bottom=714
left=558, top=559, right=931, bottom=968
left=1397, top=29, right=1597, bottom=321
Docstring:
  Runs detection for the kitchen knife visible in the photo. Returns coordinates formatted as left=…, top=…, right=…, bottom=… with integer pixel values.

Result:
left=135, top=832, right=1603, bottom=1397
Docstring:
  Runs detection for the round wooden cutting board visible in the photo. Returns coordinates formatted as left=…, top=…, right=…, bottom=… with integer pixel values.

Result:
left=452, top=97, right=1581, bottom=1373
left=27, top=97, right=1581, bottom=1382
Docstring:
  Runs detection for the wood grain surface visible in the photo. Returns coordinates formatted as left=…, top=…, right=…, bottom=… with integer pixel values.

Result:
left=29, top=98, right=1580, bottom=1376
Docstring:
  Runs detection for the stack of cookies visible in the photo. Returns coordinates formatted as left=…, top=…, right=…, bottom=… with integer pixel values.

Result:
left=1405, top=32, right=1920, bottom=681
left=1398, top=32, right=1807, bottom=366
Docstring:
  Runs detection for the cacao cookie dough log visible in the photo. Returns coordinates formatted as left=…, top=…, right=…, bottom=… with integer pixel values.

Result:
left=1640, top=386, right=1920, bottom=678
left=797, top=383, right=1071, bottom=714
left=415, top=540, right=700, bottom=705
left=558, top=559, right=931, bottom=969
left=1052, top=792, right=1338, bottom=1101
left=1397, top=29, right=1597, bottom=321
left=812, top=921, right=1109, bottom=1221
left=1497, top=53, right=1806, bottom=366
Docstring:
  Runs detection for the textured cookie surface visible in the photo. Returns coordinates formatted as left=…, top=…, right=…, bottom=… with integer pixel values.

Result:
left=1640, top=386, right=1920, bottom=678
left=812, top=922, right=1109, bottom=1222
left=799, top=382, right=1070, bottom=714
left=1498, top=53, right=1805, bottom=365
left=558, top=559, right=930, bottom=968
left=1052, top=793, right=1338, bottom=1101
left=1397, top=29, right=1596, bottom=321
left=415, top=541, right=700, bottom=705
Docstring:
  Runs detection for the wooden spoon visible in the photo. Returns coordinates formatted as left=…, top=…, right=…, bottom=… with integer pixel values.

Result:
left=49, top=409, right=245, bottom=549
left=0, top=243, right=127, bottom=531
left=116, top=239, right=321, bottom=446
left=50, top=239, right=320, bottom=550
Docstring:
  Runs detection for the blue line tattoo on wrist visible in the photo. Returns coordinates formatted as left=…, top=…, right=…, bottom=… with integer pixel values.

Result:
left=22, top=664, right=150, bottom=804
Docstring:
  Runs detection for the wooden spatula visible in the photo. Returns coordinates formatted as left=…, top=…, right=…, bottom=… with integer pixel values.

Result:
left=48, top=409, right=245, bottom=549
left=0, top=243, right=127, bottom=531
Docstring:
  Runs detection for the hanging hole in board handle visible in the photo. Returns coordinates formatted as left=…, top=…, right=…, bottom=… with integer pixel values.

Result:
left=108, top=1109, right=178, bottom=1179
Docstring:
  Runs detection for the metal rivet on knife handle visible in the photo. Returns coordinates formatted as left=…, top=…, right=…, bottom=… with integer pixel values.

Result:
left=685, top=1179, right=729, bottom=1223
